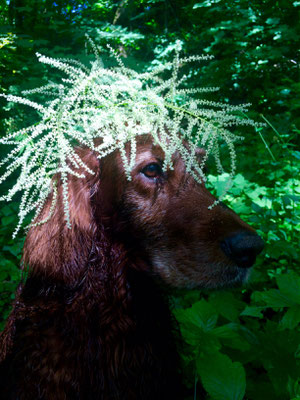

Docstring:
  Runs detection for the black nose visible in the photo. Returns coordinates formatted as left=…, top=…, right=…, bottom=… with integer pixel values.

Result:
left=220, top=231, right=264, bottom=268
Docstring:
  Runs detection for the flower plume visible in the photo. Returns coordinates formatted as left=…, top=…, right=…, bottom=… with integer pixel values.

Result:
left=0, top=40, right=263, bottom=237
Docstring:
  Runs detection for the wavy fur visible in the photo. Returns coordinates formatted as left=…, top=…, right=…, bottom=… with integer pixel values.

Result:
left=0, top=137, right=262, bottom=399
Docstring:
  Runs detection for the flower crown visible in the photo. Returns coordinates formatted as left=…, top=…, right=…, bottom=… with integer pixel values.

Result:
left=0, top=38, right=263, bottom=237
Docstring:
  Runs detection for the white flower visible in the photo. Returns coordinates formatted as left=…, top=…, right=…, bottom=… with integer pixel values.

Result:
left=0, top=40, right=263, bottom=236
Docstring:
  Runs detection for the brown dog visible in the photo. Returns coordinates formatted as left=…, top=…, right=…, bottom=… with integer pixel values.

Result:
left=0, top=135, right=263, bottom=399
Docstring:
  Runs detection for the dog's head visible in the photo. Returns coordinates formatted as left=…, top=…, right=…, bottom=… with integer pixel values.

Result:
left=24, top=135, right=264, bottom=288
left=95, top=135, right=264, bottom=288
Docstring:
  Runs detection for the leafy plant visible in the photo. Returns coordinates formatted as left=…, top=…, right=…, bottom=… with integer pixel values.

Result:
left=0, top=1, right=299, bottom=399
left=173, top=270, right=300, bottom=399
left=0, top=202, right=23, bottom=331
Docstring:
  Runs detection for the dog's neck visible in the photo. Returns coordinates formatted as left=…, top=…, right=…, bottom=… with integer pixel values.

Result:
left=9, top=243, right=182, bottom=399
left=22, top=244, right=169, bottom=330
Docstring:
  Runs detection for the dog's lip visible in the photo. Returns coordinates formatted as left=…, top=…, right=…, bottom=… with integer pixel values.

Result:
left=230, top=265, right=251, bottom=282
left=193, top=265, right=250, bottom=289
left=226, top=258, right=255, bottom=270
left=222, top=263, right=251, bottom=281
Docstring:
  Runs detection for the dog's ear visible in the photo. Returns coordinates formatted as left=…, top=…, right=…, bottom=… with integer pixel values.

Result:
left=23, top=147, right=101, bottom=281
left=93, top=150, right=127, bottom=227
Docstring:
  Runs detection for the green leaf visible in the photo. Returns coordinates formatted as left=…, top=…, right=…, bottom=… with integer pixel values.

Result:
left=252, top=289, right=295, bottom=308
left=1, top=205, right=13, bottom=217
left=193, top=3, right=203, bottom=8
left=251, top=202, right=263, bottom=213
left=209, top=292, right=243, bottom=321
left=233, top=201, right=252, bottom=215
left=266, top=18, right=280, bottom=25
left=279, top=305, right=300, bottom=330
left=208, top=174, right=231, bottom=197
left=287, top=376, right=300, bottom=398
left=0, top=270, right=8, bottom=280
left=247, top=186, right=267, bottom=201
left=1, top=215, right=16, bottom=226
left=197, top=352, right=246, bottom=400
left=276, top=272, right=300, bottom=305
left=3, top=244, right=22, bottom=257
left=241, top=306, right=264, bottom=318
left=184, top=299, right=219, bottom=332
left=232, top=174, right=247, bottom=190
left=174, top=300, right=219, bottom=347
left=212, top=323, right=250, bottom=351
left=193, top=1, right=221, bottom=8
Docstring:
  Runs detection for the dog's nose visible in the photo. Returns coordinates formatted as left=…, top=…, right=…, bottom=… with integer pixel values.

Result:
left=220, top=231, right=264, bottom=268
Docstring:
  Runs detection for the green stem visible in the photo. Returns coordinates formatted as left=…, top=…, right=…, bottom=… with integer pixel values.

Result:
left=256, top=128, right=276, bottom=162
left=241, top=111, right=276, bottom=162
left=260, top=114, right=283, bottom=143
left=164, top=101, right=218, bottom=126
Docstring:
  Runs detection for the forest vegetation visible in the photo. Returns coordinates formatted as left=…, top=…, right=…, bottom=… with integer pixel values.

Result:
left=0, top=1, right=299, bottom=399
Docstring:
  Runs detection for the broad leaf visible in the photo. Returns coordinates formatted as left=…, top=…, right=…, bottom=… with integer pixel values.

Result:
left=279, top=305, right=300, bottom=330
left=252, top=289, right=294, bottom=308
left=276, top=272, right=300, bottom=305
left=197, top=352, right=246, bottom=400
left=241, top=306, right=264, bottom=318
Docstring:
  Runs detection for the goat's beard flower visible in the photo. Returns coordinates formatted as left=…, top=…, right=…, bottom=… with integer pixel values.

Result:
left=0, top=39, right=264, bottom=237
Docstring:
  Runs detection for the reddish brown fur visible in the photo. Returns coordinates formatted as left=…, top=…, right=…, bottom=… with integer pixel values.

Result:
left=0, top=135, right=259, bottom=399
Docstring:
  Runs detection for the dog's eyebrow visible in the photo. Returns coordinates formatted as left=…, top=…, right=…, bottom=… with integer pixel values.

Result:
left=135, top=149, right=164, bottom=166
left=135, top=150, right=155, bottom=164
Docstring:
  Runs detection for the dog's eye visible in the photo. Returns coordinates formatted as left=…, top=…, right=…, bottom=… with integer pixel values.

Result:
left=142, top=163, right=162, bottom=179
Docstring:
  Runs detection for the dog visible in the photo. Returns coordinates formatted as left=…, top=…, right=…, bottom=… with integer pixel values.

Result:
left=0, top=135, right=264, bottom=399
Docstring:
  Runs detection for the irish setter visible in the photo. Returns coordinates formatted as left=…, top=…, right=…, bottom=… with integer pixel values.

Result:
left=0, top=135, right=263, bottom=399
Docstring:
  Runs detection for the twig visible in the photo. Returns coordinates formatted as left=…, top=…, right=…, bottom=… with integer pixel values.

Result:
left=113, top=0, right=129, bottom=25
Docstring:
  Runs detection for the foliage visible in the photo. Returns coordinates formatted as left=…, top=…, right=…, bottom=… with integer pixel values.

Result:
left=0, top=1, right=299, bottom=399
left=0, top=202, right=23, bottom=331
left=173, top=161, right=300, bottom=399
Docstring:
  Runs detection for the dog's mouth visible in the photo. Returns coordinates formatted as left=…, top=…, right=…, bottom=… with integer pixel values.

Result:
left=223, top=265, right=251, bottom=286
left=149, top=250, right=253, bottom=289
left=196, top=262, right=252, bottom=289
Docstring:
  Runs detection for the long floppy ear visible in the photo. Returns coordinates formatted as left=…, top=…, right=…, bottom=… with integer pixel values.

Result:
left=23, top=147, right=101, bottom=282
